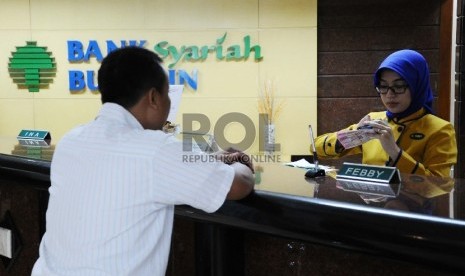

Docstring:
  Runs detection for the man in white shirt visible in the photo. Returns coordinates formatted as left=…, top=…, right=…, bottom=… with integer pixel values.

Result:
left=31, top=47, right=255, bottom=276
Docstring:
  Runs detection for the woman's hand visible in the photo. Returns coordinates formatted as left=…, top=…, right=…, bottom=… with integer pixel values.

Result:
left=356, top=115, right=372, bottom=129
left=359, top=119, right=401, bottom=161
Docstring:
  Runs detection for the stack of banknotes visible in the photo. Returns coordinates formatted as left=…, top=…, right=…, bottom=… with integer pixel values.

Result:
left=336, top=129, right=375, bottom=149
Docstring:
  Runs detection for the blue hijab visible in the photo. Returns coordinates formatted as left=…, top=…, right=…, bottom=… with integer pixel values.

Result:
left=374, top=49, right=434, bottom=119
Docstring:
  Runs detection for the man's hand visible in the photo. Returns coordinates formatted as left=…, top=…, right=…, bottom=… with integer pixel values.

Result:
left=214, top=148, right=254, bottom=173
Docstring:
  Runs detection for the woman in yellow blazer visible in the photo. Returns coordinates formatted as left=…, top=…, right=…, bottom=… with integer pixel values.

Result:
left=314, top=50, right=457, bottom=177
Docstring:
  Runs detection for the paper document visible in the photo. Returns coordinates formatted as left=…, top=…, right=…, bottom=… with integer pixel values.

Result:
left=167, top=85, right=184, bottom=122
left=284, top=158, right=333, bottom=172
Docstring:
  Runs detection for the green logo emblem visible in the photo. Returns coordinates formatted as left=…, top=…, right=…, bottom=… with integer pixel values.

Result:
left=8, top=41, right=56, bottom=92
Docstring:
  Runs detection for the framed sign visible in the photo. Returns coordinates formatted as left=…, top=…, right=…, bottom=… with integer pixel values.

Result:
left=17, top=129, right=51, bottom=148
left=336, top=162, right=401, bottom=184
left=17, top=129, right=51, bottom=140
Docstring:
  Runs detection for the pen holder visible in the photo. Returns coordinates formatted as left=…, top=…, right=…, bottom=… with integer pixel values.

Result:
left=305, top=168, right=326, bottom=178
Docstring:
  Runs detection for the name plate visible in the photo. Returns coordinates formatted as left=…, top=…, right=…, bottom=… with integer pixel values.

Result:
left=336, top=162, right=401, bottom=184
left=17, top=129, right=51, bottom=140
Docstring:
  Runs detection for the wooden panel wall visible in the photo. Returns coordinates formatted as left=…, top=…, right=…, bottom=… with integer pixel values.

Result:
left=456, top=0, right=465, bottom=178
left=317, top=0, right=442, bottom=135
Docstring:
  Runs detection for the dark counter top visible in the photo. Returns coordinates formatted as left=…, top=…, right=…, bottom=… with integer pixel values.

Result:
left=176, top=162, right=465, bottom=274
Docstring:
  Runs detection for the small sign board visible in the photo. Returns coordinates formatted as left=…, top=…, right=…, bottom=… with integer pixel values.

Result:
left=17, top=129, right=51, bottom=140
left=336, top=162, right=401, bottom=184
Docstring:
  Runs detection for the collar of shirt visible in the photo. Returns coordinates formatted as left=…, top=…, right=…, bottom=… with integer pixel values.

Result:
left=97, top=102, right=144, bottom=130
left=390, top=108, right=427, bottom=124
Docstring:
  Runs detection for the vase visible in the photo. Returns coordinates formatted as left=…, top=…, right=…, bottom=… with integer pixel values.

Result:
left=265, top=123, right=275, bottom=154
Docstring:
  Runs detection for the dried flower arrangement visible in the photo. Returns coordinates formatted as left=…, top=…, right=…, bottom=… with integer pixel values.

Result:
left=257, top=79, right=285, bottom=125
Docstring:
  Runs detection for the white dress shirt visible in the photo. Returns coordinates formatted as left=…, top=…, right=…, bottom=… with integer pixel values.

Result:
left=32, top=103, right=234, bottom=276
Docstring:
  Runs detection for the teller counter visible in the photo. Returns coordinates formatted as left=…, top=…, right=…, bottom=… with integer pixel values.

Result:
left=0, top=136, right=464, bottom=275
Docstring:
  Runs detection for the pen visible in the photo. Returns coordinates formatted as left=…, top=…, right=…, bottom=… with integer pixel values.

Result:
left=308, top=125, right=319, bottom=171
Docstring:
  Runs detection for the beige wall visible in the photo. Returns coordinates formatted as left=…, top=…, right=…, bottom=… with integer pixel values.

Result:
left=0, top=0, right=317, bottom=157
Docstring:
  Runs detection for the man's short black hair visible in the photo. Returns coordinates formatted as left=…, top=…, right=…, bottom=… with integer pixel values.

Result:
left=98, top=46, right=167, bottom=108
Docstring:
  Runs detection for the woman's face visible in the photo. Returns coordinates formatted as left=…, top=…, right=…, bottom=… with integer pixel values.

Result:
left=378, top=70, right=412, bottom=114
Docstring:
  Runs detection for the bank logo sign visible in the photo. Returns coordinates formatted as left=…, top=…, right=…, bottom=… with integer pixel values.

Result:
left=8, top=41, right=56, bottom=92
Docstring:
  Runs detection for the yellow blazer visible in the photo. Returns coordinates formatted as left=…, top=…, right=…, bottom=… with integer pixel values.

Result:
left=314, top=109, right=457, bottom=177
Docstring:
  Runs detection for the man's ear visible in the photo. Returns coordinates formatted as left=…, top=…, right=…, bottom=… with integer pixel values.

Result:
left=148, top=88, right=159, bottom=109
